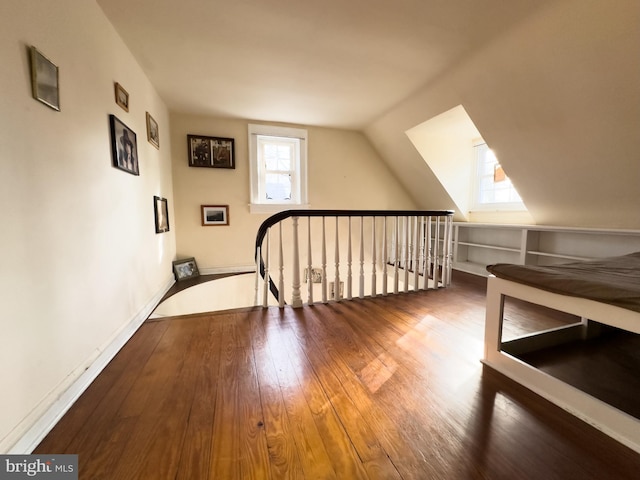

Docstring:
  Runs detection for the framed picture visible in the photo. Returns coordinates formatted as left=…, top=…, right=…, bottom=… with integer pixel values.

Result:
left=109, top=114, right=139, bottom=175
left=30, top=46, right=60, bottom=111
left=329, top=281, right=344, bottom=299
left=154, top=196, right=169, bottom=233
left=201, top=205, right=229, bottom=226
left=114, top=82, right=129, bottom=112
left=188, top=134, right=235, bottom=169
left=172, top=257, right=200, bottom=281
left=304, top=267, right=323, bottom=284
left=146, top=112, right=159, bottom=149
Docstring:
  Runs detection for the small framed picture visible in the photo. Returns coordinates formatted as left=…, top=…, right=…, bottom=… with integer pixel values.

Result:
left=109, top=115, right=139, bottom=175
left=30, top=46, right=60, bottom=111
left=154, top=196, right=169, bottom=233
left=201, top=205, right=229, bottom=226
left=172, top=257, right=200, bottom=281
left=188, top=135, right=235, bottom=169
left=146, top=112, right=159, bottom=149
left=304, top=267, right=323, bottom=284
left=114, top=82, right=129, bottom=112
left=329, top=281, right=344, bottom=299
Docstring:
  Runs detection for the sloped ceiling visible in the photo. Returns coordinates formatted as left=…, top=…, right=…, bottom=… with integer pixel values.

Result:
left=97, top=0, right=640, bottom=229
left=96, top=0, right=553, bottom=129
left=366, top=0, right=640, bottom=228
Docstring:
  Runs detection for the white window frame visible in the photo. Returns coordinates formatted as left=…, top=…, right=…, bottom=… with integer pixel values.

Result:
left=249, top=124, right=309, bottom=214
left=470, top=141, right=526, bottom=212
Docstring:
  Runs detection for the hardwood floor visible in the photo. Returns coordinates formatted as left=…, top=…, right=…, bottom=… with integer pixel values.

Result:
left=34, top=274, right=640, bottom=479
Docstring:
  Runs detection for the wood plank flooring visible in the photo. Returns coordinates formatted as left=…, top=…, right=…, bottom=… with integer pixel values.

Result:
left=34, top=274, right=640, bottom=479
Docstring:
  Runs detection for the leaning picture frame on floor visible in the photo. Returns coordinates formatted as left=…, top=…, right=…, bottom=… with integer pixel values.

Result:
left=172, top=257, right=200, bottom=281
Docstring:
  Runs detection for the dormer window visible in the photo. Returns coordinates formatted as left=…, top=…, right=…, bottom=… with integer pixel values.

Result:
left=471, top=142, right=525, bottom=211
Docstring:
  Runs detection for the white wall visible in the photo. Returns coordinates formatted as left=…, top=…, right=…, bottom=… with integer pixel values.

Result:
left=0, top=0, right=175, bottom=452
left=170, top=114, right=416, bottom=271
left=367, top=0, right=640, bottom=229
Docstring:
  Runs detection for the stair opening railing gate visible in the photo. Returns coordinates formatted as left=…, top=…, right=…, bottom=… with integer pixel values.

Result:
left=254, top=209, right=454, bottom=308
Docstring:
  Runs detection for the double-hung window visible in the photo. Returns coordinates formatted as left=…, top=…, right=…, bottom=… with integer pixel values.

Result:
left=471, top=141, right=525, bottom=211
left=249, top=124, right=308, bottom=213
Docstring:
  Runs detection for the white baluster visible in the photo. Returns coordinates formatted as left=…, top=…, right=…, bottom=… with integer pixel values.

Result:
left=382, top=216, right=388, bottom=296
left=254, top=245, right=260, bottom=306
left=334, top=217, right=340, bottom=301
left=347, top=217, right=353, bottom=300
left=413, top=216, right=420, bottom=291
left=263, top=229, right=270, bottom=307
left=322, top=217, right=327, bottom=303
left=393, top=216, right=399, bottom=294
left=403, top=216, right=409, bottom=293
left=278, top=222, right=285, bottom=308
left=444, top=216, right=453, bottom=286
left=433, top=216, right=440, bottom=289
left=291, top=216, right=302, bottom=308
left=419, top=216, right=426, bottom=291
left=425, top=217, right=432, bottom=290
left=359, top=216, right=365, bottom=298
left=307, top=216, right=313, bottom=305
left=371, top=217, right=377, bottom=297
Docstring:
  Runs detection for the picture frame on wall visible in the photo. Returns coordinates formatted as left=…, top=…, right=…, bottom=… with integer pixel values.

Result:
left=114, top=82, right=129, bottom=112
left=172, top=257, right=200, bottom=281
left=146, top=112, right=159, bottom=149
left=201, top=205, right=229, bottom=226
left=30, top=46, right=60, bottom=111
left=154, top=196, right=170, bottom=233
left=188, top=134, right=235, bottom=169
left=109, top=114, right=139, bottom=175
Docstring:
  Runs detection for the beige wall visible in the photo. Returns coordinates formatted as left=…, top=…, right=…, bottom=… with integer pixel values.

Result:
left=170, top=114, right=416, bottom=271
left=367, top=0, right=640, bottom=229
left=0, top=0, right=175, bottom=452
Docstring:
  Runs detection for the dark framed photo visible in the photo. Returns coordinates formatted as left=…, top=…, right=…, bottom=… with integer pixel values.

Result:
left=172, top=257, right=200, bottom=281
left=114, top=82, right=129, bottom=112
left=146, top=112, right=159, bottom=149
left=188, top=135, right=235, bottom=169
left=201, top=205, right=229, bottom=226
left=154, top=196, right=169, bottom=233
left=30, top=46, right=60, bottom=111
left=109, top=114, right=139, bottom=175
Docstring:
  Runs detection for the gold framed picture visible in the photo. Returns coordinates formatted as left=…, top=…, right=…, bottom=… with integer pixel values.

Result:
left=114, top=82, right=129, bottom=112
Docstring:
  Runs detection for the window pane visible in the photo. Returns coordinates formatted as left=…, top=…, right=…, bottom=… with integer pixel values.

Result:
left=475, top=143, right=524, bottom=207
left=265, top=173, right=291, bottom=201
left=262, top=142, right=292, bottom=171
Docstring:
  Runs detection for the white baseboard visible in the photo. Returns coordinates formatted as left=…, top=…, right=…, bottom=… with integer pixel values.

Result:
left=6, top=275, right=175, bottom=454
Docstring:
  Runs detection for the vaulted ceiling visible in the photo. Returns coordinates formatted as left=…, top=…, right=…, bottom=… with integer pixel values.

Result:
left=97, top=0, right=554, bottom=129
left=97, top=0, right=640, bottom=229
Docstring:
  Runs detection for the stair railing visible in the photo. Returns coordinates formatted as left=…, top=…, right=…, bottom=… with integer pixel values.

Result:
left=254, top=209, right=454, bottom=308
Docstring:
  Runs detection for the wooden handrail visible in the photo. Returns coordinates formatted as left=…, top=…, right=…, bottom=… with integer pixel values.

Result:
left=255, top=209, right=455, bottom=306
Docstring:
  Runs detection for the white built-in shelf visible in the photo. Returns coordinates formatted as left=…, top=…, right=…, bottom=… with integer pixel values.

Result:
left=453, top=222, right=640, bottom=276
left=457, top=241, right=520, bottom=253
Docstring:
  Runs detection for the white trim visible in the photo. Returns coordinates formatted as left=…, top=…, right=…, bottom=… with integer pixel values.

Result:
left=248, top=123, right=308, bottom=211
left=484, top=275, right=640, bottom=453
left=4, top=275, right=175, bottom=454
left=249, top=203, right=311, bottom=214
